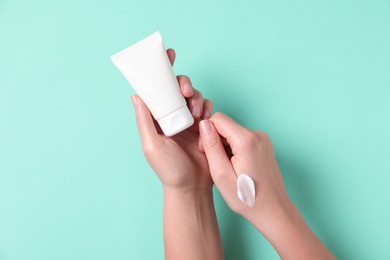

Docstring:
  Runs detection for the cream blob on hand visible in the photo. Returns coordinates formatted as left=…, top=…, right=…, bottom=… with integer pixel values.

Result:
left=237, top=174, right=256, bottom=207
left=111, top=31, right=194, bottom=136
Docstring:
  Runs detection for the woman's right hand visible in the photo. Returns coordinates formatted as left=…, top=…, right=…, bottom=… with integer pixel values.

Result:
left=199, top=112, right=334, bottom=259
left=198, top=112, right=290, bottom=223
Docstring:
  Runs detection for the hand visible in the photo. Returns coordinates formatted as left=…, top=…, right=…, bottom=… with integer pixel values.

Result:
left=198, top=112, right=288, bottom=221
left=131, top=48, right=213, bottom=192
left=132, top=49, right=224, bottom=260
left=199, top=113, right=334, bottom=259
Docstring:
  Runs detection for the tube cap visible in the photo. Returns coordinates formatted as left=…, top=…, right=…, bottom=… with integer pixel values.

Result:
left=157, top=106, right=194, bottom=137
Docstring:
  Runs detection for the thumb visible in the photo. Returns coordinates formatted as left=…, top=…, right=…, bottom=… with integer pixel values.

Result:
left=199, top=120, right=237, bottom=204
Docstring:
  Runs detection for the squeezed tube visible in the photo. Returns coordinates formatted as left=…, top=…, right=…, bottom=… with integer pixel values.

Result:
left=111, top=31, right=194, bottom=136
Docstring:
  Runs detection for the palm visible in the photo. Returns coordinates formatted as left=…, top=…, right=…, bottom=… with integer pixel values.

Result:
left=136, top=48, right=213, bottom=190
left=158, top=120, right=212, bottom=190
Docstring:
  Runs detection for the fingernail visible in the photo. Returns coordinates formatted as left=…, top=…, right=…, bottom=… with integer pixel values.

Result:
left=199, top=120, right=211, bottom=135
left=183, top=83, right=193, bottom=95
left=131, top=96, right=137, bottom=109
left=192, top=106, right=201, bottom=117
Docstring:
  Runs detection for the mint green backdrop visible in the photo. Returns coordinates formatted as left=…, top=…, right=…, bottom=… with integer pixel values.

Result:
left=1, top=0, right=389, bottom=259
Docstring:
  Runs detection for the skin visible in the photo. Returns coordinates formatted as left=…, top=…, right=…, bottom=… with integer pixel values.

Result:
left=131, top=48, right=334, bottom=259
left=131, top=48, right=223, bottom=260
left=199, top=114, right=335, bottom=259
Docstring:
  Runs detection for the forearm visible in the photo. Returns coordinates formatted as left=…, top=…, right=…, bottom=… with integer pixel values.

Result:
left=249, top=199, right=334, bottom=260
left=163, top=188, right=224, bottom=260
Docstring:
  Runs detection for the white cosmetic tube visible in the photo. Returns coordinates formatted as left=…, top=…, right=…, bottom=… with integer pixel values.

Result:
left=111, top=31, right=194, bottom=136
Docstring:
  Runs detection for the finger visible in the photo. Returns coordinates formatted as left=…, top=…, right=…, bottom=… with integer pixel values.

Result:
left=199, top=120, right=238, bottom=203
left=187, top=89, right=204, bottom=119
left=131, top=95, right=160, bottom=146
left=177, top=75, right=194, bottom=97
left=166, top=48, right=176, bottom=66
left=201, top=99, right=213, bottom=119
left=198, top=137, right=204, bottom=153
left=198, top=99, right=213, bottom=151
left=209, top=112, right=248, bottom=146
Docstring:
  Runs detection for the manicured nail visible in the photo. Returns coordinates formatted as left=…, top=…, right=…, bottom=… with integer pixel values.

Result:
left=131, top=96, right=137, bottom=108
left=192, top=106, right=201, bottom=117
left=183, top=83, right=193, bottom=95
left=200, top=120, right=211, bottom=135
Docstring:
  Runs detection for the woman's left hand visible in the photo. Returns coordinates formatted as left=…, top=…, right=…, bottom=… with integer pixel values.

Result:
left=131, top=48, right=213, bottom=192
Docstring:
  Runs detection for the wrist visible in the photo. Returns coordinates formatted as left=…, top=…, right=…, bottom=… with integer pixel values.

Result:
left=163, top=186, right=219, bottom=249
left=163, top=186, right=213, bottom=205
left=163, top=186, right=224, bottom=259
left=247, top=198, right=334, bottom=259
left=246, top=196, right=299, bottom=234
left=163, top=187, right=216, bottom=237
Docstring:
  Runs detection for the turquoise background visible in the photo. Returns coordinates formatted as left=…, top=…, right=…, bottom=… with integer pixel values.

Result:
left=1, top=0, right=389, bottom=259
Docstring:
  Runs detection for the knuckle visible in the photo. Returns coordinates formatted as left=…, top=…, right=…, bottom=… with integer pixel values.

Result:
left=256, top=130, right=270, bottom=140
left=189, top=90, right=203, bottom=106
left=194, top=89, right=203, bottom=99
left=142, top=144, right=154, bottom=156
left=205, top=135, right=218, bottom=149
left=213, top=169, right=226, bottom=180
left=142, top=141, right=160, bottom=157
left=256, top=130, right=273, bottom=147
left=238, top=130, right=273, bottom=151
left=205, top=99, right=213, bottom=108
left=246, top=131, right=274, bottom=153
left=179, top=75, right=191, bottom=84
left=241, top=130, right=258, bottom=146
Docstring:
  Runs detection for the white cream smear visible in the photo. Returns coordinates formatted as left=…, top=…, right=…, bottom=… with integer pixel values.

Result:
left=237, top=174, right=256, bottom=207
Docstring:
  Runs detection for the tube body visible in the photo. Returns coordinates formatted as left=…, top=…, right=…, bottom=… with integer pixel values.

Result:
left=111, top=31, right=194, bottom=136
